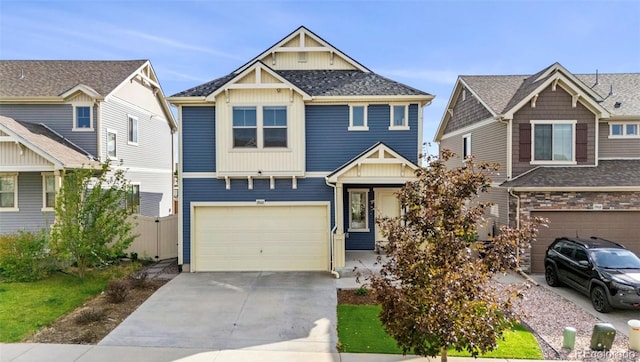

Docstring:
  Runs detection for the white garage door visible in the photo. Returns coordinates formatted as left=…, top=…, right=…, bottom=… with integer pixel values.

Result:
left=193, top=203, right=330, bottom=272
left=530, top=211, right=640, bottom=273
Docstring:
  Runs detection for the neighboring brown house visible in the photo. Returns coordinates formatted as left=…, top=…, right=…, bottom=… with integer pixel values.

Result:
left=434, top=62, right=640, bottom=272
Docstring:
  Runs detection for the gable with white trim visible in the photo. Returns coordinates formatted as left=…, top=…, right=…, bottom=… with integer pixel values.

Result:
left=327, top=143, right=419, bottom=184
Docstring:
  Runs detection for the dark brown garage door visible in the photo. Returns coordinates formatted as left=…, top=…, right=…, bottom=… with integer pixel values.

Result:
left=530, top=211, right=640, bottom=273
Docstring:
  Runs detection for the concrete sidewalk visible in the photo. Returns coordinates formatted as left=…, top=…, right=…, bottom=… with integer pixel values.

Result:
left=1, top=343, right=548, bottom=362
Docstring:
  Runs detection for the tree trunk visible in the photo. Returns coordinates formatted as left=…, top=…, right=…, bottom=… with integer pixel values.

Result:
left=441, top=346, right=447, bottom=362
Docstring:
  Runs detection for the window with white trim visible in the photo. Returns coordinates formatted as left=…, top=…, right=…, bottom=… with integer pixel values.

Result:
left=463, top=133, right=472, bottom=159
left=349, top=105, right=368, bottom=131
left=128, top=115, right=139, bottom=145
left=348, top=189, right=369, bottom=232
left=107, top=129, right=117, bottom=159
left=609, top=122, right=640, bottom=138
left=389, top=104, right=409, bottom=130
left=42, top=173, right=55, bottom=210
left=232, top=105, right=288, bottom=149
left=532, top=120, right=575, bottom=162
left=0, top=173, right=18, bottom=211
left=126, top=184, right=140, bottom=214
left=73, top=104, right=93, bottom=131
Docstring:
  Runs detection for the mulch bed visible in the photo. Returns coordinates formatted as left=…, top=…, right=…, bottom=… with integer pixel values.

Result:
left=337, top=288, right=378, bottom=305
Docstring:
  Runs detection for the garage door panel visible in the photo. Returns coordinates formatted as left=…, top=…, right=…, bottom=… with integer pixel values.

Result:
left=193, top=204, right=329, bottom=272
left=530, top=211, right=640, bottom=273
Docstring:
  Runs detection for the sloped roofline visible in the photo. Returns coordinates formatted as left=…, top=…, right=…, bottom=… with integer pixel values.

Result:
left=433, top=77, right=497, bottom=141
left=206, top=60, right=313, bottom=101
left=326, top=142, right=419, bottom=183
left=234, top=26, right=371, bottom=74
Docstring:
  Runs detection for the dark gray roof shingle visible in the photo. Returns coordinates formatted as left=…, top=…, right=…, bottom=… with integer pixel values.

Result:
left=170, top=69, right=431, bottom=98
left=500, top=160, right=640, bottom=188
left=0, top=60, right=147, bottom=97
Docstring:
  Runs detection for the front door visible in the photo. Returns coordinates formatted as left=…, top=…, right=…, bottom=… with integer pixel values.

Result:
left=374, top=188, right=401, bottom=246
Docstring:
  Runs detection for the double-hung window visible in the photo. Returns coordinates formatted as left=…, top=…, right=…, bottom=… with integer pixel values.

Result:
left=128, top=115, right=139, bottom=145
left=107, top=129, right=118, bottom=159
left=232, top=106, right=288, bottom=149
left=349, top=105, right=368, bottom=131
left=42, top=173, right=55, bottom=210
left=532, top=121, right=575, bottom=163
left=233, top=107, right=257, bottom=148
left=73, top=104, right=93, bottom=131
left=609, top=122, right=640, bottom=138
left=0, top=174, right=18, bottom=211
left=126, top=184, right=140, bottom=214
left=348, top=189, right=369, bottom=232
left=463, top=134, right=472, bottom=159
left=263, top=106, right=287, bottom=147
left=389, top=105, right=409, bottom=130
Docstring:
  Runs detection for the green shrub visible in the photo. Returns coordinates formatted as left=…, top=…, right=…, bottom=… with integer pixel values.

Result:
left=0, top=230, right=56, bottom=282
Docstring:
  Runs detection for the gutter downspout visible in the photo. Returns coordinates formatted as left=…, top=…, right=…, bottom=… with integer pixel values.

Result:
left=509, top=187, right=530, bottom=279
left=325, top=178, right=340, bottom=279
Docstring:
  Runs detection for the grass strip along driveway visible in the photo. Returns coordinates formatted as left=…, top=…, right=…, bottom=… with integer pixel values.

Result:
left=0, top=265, right=135, bottom=342
left=337, top=304, right=543, bottom=359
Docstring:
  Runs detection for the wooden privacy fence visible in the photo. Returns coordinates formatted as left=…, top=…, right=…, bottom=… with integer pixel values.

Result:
left=126, top=214, right=178, bottom=260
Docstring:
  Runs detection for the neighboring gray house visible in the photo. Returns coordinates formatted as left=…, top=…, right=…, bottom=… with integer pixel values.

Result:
left=434, top=63, right=640, bottom=272
left=0, top=60, right=177, bottom=233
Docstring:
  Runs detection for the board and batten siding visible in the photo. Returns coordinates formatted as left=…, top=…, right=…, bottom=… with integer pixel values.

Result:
left=261, top=51, right=356, bottom=71
left=305, top=104, right=419, bottom=172
left=598, top=122, right=640, bottom=159
left=0, top=142, right=52, bottom=169
left=0, top=172, right=54, bottom=233
left=439, top=120, right=508, bottom=183
left=181, top=177, right=334, bottom=264
left=0, top=104, right=97, bottom=156
left=181, top=106, right=216, bottom=173
left=214, top=89, right=306, bottom=176
left=112, top=79, right=166, bottom=117
left=511, top=85, right=596, bottom=177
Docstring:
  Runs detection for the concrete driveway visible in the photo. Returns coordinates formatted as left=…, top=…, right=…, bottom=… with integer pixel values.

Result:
left=529, top=274, right=638, bottom=337
left=99, top=272, right=338, bottom=352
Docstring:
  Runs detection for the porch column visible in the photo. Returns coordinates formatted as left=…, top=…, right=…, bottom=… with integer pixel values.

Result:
left=333, top=182, right=345, bottom=268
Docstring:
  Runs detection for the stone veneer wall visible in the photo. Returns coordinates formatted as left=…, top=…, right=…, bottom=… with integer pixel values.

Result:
left=509, top=191, right=640, bottom=271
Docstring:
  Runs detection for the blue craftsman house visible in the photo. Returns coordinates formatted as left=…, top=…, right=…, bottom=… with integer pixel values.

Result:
left=168, top=26, right=433, bottom=273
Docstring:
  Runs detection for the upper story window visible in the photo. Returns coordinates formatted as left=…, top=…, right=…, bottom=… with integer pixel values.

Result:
left=531, top=120, right=576, bottom=163
left=73, top=105, right=93, bottom=131
left=609, top=122, right=640, bottom=138
left=263, top=106, right=287, bottom=148
left=349, top=105, right=368, bottom=131
left=232, top=106, right=288, bottom=149
left=0, top=173, right=18, bottom=211
left=463, top=133, right=472, bottom=160
left=107, top=129, right=117, bottom=159
left=42, top=173, right=55, bottom=211
left=389, top=104, right=409, bottom=130
left=128, top=115, right=139, bottom=145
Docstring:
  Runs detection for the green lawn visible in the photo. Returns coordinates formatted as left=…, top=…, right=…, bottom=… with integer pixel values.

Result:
left=0, top=265, right=136, bottom=342
left=337, top=304, right=543, bottom=359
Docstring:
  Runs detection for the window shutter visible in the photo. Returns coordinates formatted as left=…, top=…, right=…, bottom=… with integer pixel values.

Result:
left=519, top=123, right=531, bottom=162
left=576, top=123, right=588, bottom=162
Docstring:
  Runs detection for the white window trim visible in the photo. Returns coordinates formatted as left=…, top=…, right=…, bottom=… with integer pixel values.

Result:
left=0, top=172, right=19, bottom=212
left=389, top=104, right=410, bottom=130
left=348, top=188, right=370, bottom=232
left=462, top=133, right=472, bottom=159
left=128, top=115, right=139, bottom=146
left=72, top=102, right=94, bottom=131
left=348, top=104, right=369, bottom=131
left=106, top=128, right=118, bottom=160
left=41, top=172, right=55, bottom=212
left=231, top=104, right=289, bottom=151
left=608, top=121, right=640, bottom=139
left=530, top=120, right=577, bottom=165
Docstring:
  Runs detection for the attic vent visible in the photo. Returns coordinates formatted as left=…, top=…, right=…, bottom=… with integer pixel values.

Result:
left=462, top=89, right=466, bottom=101
left=298, top=52, right=308, bottom=63
left=614, top=102, right=622, bottom=108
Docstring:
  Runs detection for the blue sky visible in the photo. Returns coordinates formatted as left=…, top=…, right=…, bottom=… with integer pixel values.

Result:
left=1, top=0, right=639, bottom=154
